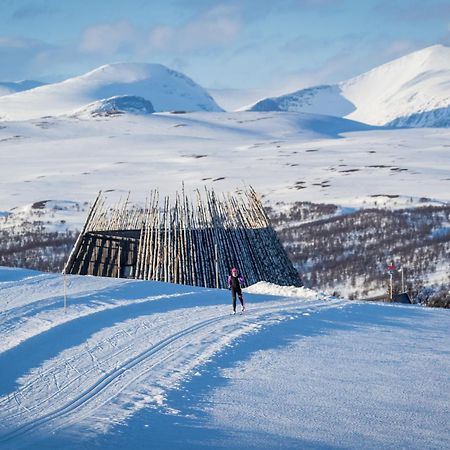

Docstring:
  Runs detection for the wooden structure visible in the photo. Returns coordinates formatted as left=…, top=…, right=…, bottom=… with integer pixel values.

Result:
left=64, top=187, right=302, bottom=288
left=391, top=293, right=412, bottom=304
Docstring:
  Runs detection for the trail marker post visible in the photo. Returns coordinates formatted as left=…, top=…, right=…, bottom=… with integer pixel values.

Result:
left=387, top=261, right=397, bottom=301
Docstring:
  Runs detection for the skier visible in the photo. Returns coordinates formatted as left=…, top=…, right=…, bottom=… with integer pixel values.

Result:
left=228, top=267, right=245, bottom=314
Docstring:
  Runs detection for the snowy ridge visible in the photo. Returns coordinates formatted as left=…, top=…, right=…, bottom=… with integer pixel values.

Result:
left=0, top=63, right=222, bottom=120
left=0, top=80, right=45, bottom=97
left=246, top=45, right=450, bottom=127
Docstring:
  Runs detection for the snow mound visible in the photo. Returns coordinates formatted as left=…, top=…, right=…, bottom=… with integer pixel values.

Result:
left=74, top=95, right=155, bottom=117
left=246, top=45, right=450, bottom=127
left=245, top=281, right=331, bottom=301
left=0, top=63, right=223, bottom=120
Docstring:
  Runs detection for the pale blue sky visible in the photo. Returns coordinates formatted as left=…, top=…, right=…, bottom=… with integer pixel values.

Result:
left=1, top=0, right=449, bottom=94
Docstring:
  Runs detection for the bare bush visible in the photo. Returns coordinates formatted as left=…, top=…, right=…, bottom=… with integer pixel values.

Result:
left=268, top=203, right=450, bottom=305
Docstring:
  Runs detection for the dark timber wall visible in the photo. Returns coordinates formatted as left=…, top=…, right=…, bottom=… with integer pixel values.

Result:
left=67, top=231, right=140, bottom=278
left=64, top=187, right=302, bottom=289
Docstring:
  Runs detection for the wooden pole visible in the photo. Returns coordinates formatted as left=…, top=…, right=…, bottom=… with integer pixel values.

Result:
left=215, top=243, right=219, bottom=289
left=389, top=272, right=393, bottom=301
left=63, top=190, right=102, bottom=274
left=117, top=244, right=121, bottom=278
left=63, top=272, right=67, bottom=312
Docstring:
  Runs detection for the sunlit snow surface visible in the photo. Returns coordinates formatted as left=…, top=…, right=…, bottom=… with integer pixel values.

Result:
left=0, top=267, right=449, bottom=450
left=0, top=111, right=449, bottom=217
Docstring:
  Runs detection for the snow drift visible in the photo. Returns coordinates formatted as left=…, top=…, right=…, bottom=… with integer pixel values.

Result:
left=0, top=63, right=223, bottom=120
left=246, top=45, right=450, bottom=127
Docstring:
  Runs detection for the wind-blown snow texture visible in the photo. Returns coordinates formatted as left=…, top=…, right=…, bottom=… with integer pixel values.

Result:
left=0, top=63, right=222, bottom=120
left=0, top=267, right=449, bottom=449
left=247, top=45, right=450, bottom=127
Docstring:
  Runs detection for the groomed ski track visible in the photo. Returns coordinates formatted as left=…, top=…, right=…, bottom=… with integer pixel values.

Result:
left=0, top=270, right=346, bottom=447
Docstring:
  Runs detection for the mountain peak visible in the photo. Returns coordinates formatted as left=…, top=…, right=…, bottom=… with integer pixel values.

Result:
left=246, top=44, right=450, bottom=127
left=81, top=62, right=175, bottom=81
left=0, top=62, right=222, bottom=120
left=416, top=43, right=449, bottom=55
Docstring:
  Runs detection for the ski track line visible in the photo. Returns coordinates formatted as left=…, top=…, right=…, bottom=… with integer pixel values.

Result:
left=73, top=298, right=348, bottom=426
left=0, top=297, right=347, bottom=445
left=0, top=299, right=284, bottom=413
left=0, top=311, right=201, bottom=415
left=59, top=298, right=347, bottom=429
left=0, top=290, right=198, bottom=354
left=0, top=296, right=206, bottom=411
left=1, top=297, right=345, bottom=417
left=0, top=314, right=224, bottom=444
left=1, top=297, right=343, bottom=414
left=3, top=303, right=299, bottom=436
left=0, top=305, right=208, bottom=413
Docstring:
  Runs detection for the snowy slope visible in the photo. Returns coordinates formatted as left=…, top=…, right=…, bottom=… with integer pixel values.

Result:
left=246, top=45, right=450, bottom=127
left=0, top=111, right=449, bottom=218
left=0, top=267, right=342, bottom=447
left=0, top=266, right=449, bottom=450
left=0, top=80, right=45, bottom=97
left=0, top=63, right=222, bottom=120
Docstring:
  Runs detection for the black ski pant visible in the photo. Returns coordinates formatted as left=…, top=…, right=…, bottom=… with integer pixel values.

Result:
left=231, top=287, right=244, bottom=311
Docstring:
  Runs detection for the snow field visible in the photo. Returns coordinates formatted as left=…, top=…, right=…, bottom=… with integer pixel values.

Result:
left=205, top=303, right=450, bottom=449
left=0, top=267, right=345, bottom=447
left=1, top=112, right=449, bottom=220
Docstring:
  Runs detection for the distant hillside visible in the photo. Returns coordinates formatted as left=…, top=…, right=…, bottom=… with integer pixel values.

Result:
left=2, top=201, right=449, bottom=305
left=0, top=80, right=45, bottom=97
left=268, top=202, right=450, bottom=301
left=246, top=45, right=450, bottom=127
left=0, top=63, right=223, bottom=120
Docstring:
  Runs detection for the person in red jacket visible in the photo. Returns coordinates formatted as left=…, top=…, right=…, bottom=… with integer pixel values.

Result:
left=228, top=267, right=245, bottom=314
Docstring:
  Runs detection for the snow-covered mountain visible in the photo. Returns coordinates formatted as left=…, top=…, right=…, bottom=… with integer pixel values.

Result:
left=0, top=80, right=45, bottom=97
left=246, top=45, right=450, bottom=127
left=0, top=63, right=223, bottom=120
